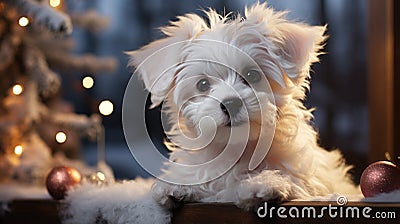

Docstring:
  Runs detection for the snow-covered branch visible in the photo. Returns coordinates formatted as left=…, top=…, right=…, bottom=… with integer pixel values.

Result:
left=71, top=10, right=110, bottom=33
left=46, top=53, right=118, bottom=74
left=2, top=0, right=72, bottom=34
left=24, top=31, right=76, bottom=53
left=24, top=81, right=46, bottom=126
left=47, top=112, right=102, bottom=140
left=23, top=47, right=61, bottom=98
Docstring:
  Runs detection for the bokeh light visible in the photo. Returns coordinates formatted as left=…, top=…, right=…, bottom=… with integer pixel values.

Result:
left=14, top=145, right=24, bottom=156
left=82, top=76, right=94, bottom=89
left=99, top=100, right=113, bottom=116
left=18, top=17, right=29, bottom=27
left=12, top=84, right=23, bottom=95
left=55, top=131, right=67, bottom=144
left=49, top=0, right=61, bottom=8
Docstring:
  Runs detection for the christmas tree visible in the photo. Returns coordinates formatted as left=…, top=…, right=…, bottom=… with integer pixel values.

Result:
left=0, top=0, right=117, bottom=184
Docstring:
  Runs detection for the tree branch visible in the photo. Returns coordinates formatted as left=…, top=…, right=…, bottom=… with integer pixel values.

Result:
left=2, top=0, right=72, bottom=34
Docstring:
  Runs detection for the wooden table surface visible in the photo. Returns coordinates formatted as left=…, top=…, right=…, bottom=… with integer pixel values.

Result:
left=1, top=200, right=399, bottom=223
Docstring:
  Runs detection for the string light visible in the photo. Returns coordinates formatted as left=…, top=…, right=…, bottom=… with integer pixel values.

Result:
left=99, top=100, right=113, bottom=116
left=88, top=171, right=107, bottom=185
left=49, top=0, right=61, bottom=8
left=96, top=171, right=106, bottom=181
left=12, top=84, right=23, bottom=95
left=18, top=17, right=29, bottom=27
left=82, top=76, right=94, bottom=89
left=55, top=131, right=67, bottom=144
left=14, top=145, right=24, bottom=156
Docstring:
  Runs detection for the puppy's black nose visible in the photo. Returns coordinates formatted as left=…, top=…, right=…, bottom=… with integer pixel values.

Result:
left=220, top=97, right=243, bottom=116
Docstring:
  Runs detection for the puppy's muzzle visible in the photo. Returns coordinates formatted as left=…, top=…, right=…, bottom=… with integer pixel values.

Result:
left=220, top=97, right=243, bottom=127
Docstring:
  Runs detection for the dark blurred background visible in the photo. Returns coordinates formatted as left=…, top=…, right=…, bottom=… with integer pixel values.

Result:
left=62, top=0, right=368, bottom=182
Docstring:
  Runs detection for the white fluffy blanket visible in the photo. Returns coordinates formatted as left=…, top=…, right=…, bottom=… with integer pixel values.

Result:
left=63, top=178, right=171, bottom=224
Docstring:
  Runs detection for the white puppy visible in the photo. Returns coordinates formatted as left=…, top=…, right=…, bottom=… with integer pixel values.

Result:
left=128, top=2, right=358, bottom=210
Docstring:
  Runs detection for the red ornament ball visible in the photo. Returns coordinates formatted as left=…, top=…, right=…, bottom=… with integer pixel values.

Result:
left=46, top=166, right=82, bottom=200
left=360, top=161, right=400, bottom=198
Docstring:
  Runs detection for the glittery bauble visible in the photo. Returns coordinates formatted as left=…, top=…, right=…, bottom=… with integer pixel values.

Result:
left=360, top=161, right=400, bottom=198
left=46, top=166, right=81, bottom=200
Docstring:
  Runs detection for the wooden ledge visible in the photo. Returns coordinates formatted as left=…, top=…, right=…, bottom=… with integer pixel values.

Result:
left=172, top=201, right=400, bottom=224
left=1, top=200, right=399, bottom=224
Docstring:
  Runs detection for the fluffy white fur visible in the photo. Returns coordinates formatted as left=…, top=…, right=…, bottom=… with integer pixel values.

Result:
left=64, top=178, right=171, bottom=224
left=128, top=2, right=359, bottom=210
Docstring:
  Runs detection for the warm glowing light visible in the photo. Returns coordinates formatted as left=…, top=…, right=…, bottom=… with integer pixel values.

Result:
left=70, top=168, right=82, bottom=182
left=82, top=76, right=94, bottom=89
left=99, top=100, right=113, bottom=116
left=18, top=17, right=29, bottom=27
left=49, top=0, right=61, bottom=8
left=55, top=131, right=67, bottom=143
left=14, top=145, right=24, bottom=156
left=96, top=171, right=106, bottom=181
left=12, top=84, right=23, bottom=95
left=385, top=152, right=392, bottom=161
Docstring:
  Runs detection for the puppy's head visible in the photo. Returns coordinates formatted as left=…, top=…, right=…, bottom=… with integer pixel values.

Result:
left=128, top=2, right=326, bottom=135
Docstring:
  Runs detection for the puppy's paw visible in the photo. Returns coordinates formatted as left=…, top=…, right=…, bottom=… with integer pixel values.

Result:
left=235, top=171, right=293, bottom=210
left=236, top=184, right=287, bottom=210
left=151, top=181, right=192, bottom=210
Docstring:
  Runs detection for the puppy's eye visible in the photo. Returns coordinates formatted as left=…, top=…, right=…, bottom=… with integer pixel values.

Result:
left=243, top=70, right=261, bottom=84
left=196, top=78, right=211, bottom=92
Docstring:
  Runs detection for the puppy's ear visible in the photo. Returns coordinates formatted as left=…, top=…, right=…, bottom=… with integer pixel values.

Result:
left=128, top=14, right=206, bottom=108
left=244, top=3, right=327, bottom=86
left=274, top=23, right=327, bottom=84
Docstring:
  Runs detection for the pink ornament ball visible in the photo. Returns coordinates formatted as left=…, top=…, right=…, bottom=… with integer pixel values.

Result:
left=46, top=166, right=82, bottom=200
left=360, top=161, right=400, bottom=198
